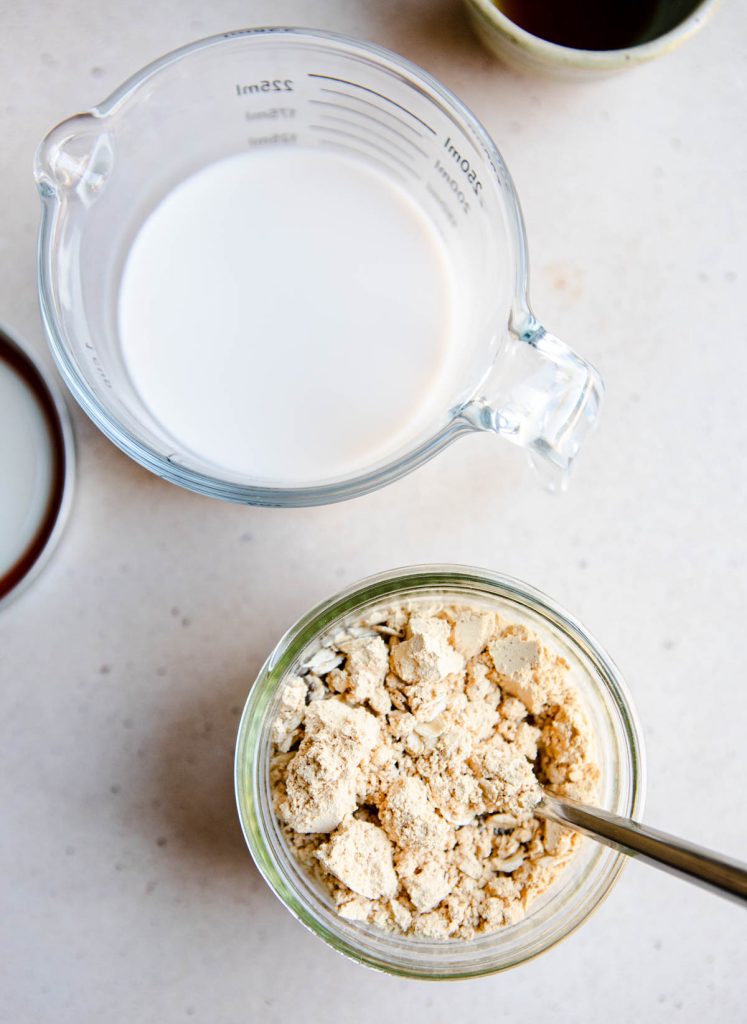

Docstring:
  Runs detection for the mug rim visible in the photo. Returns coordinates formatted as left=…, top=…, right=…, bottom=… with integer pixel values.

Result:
left=234, top=564, right=647, bottom=978
left=466, top=0, right=720, bottom=71
left=36, top=27, right=530, bottom=507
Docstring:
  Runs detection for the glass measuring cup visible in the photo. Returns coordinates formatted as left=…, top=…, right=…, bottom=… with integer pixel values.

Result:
left=35, top=27, right=603, bottom=506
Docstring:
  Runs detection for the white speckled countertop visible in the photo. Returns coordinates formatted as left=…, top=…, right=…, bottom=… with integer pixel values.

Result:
left=1, top=2, right=746, bottom=1021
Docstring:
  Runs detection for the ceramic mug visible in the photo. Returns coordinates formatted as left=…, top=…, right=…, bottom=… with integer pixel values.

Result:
left=464, top=0, right=719, bottom=76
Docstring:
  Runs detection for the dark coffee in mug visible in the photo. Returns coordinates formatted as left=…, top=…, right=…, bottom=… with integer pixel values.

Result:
left=494, top=0, right=705, bottom=51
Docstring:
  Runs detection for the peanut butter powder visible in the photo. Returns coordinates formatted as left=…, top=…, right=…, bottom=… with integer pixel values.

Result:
left=269, top=602, right=599, bottom=940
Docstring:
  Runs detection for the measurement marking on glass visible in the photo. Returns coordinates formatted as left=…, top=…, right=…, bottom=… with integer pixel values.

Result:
left=308, top=73, right=436, bottom=134
left=309, top=100, right=429, bottom=157
left=315, top=115, right=423, bottom=163
left=309, top=125, right=419, bottom=177
left=425, top=183, right=458, bottom=229
left=442, top=136, right=483, bottom=198
left=245, top=107, right=296, bottom=122
left=319, top=88, right=424, bottom=138
left=434, top=160, right=472, bottom=214
left=317, top=140, right=414, bottom=187
left=235, top=79, right=294, bottom=95
left=247, top=132, right=297, bottom=147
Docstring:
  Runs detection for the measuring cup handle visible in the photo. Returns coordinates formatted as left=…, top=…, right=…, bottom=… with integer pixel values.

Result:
left=461, top=323, right=604, bottom=491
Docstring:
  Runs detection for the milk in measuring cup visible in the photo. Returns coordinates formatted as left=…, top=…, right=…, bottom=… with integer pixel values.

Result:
left=118, top=147, right=459, bottom=483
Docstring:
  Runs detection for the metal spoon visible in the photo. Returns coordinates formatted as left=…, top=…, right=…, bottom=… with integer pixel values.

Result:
left=536, top=791, right=747, bottom=904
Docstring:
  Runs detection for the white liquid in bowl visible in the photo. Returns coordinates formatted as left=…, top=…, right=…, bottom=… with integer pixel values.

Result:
left=118, top=147, right=459, bottom=484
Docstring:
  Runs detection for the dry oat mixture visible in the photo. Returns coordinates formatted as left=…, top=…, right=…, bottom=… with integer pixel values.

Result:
left=269, top=602, right=599, bottom=940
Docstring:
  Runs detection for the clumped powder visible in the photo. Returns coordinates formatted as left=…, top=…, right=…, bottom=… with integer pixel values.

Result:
left=269, top=602, right=599, bottom=940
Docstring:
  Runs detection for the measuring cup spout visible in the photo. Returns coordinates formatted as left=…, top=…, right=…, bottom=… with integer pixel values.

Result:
left=34, top=113, right=113, bottom=202
left=460, top=320, right=604, bottom=491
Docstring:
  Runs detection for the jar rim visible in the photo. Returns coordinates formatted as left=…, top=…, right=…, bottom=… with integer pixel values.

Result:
left=235, top=565, right=646, bottom=978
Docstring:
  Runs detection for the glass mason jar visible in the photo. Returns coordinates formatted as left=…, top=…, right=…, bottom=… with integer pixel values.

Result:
left=235, top=566, right=645, bottom=979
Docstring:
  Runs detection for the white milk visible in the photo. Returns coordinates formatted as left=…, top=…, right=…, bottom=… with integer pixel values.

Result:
left=0, top=355, right=55, bottom=579
left=118, top=147, right=458, bottom=483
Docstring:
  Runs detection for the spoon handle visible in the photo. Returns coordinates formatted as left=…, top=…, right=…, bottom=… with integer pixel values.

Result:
left=538, top=793, right=747, bottom=905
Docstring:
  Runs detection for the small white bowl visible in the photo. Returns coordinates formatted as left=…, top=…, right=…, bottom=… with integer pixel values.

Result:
left=464, top=0, right=720, bottom=77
